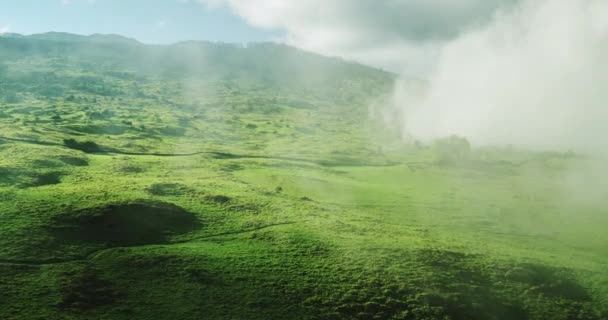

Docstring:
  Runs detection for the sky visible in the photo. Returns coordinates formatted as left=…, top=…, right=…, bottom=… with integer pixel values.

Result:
left=202, top=0, right=518, bottom=74
left=0, top=0, right=516, bottom=74
left=0, top=0, right=283, bottom=44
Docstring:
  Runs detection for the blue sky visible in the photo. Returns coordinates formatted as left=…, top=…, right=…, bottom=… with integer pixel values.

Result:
left=0, top=0, right=522, bottom=74
left=0, top=0, right=283, bottom=44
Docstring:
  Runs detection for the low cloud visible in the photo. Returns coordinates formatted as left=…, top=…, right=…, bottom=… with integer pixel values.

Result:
left=395, top=0, right=608, bottom=153
left=201, top=0, right=514, bottom=74
left=0, top=25, right=10, bottom=35
left=203, top=0, right=608, bottom=153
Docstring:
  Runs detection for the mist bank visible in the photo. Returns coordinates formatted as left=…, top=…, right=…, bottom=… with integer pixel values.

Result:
left=392, top=0, right=608, bottom=154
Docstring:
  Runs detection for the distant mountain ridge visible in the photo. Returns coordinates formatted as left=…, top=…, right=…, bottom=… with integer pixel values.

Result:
left=2, top=32, right=141, bottom=45
left=0, top=31, right=395, bottom=96
left=0, top=31, right=392, bottom=74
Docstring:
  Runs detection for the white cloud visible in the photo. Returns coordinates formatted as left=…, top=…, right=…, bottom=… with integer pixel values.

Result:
left=156, top=19, right=168, bottom=28
left=201, top=0, right=515, bottom=74
left=394, top=0, right=608, bottom=152
left=0, top=25, right=10, bottom=35
left=199, top=0, right=608, bottom=153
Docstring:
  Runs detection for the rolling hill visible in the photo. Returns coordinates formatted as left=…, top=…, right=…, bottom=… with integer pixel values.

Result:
left=0, top=33, right=606, bottom=320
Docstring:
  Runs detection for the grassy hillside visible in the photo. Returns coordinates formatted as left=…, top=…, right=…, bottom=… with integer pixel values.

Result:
left=0, top=33, right=606, bottom=320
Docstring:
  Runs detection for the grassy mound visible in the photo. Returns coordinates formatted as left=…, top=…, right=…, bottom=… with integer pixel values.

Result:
left=49, top=200, right=201, bottom=246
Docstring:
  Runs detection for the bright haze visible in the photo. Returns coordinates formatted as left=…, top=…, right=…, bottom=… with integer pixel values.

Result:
left=3, top=0, right=607, bottom=152
left=205, top=0, right=608, bottom=153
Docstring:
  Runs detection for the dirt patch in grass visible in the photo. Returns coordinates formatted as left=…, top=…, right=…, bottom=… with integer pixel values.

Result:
left=49, top=200, right=201, bottom=246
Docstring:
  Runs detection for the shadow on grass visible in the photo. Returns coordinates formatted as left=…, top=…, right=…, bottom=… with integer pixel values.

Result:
left=49, top=200, right=201, bottom=247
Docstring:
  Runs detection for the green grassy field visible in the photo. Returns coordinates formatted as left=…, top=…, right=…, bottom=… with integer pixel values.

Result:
left=0, top=33, right=607, bottom=320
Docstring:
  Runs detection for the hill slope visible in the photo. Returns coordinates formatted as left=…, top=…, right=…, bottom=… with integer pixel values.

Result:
left=0, top=33, right=606, bottom=320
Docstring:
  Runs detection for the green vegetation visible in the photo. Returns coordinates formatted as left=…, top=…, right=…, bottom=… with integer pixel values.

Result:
left=0, top=33, right=606, bottom=320
left=63, top=138, right=102, bottom=153
left=433, top=135, right=471, bottom=165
